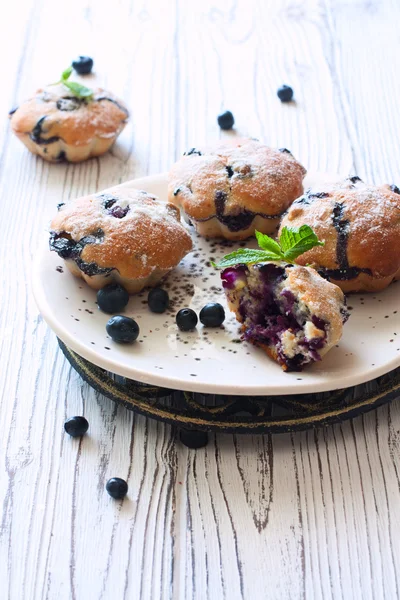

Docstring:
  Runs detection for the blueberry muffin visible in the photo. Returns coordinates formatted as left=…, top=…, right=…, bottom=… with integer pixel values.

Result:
left=279, top=177, right=400, bottom=292
left=168, top=138, right=306, bottom=240
left=49, top=187, right=193, bottom=293
left=9, top=84, right=128, bottom=162
left=221, top=261, right=347, bottom=371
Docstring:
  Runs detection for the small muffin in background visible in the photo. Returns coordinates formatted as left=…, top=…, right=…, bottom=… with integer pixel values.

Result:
left=279, top=176, right=400, bottom=293
left=49, top=187, right=192, bottom=294
left=168, top=138, right=306, bottom=241
left=9, top=68, right=129, bottom=163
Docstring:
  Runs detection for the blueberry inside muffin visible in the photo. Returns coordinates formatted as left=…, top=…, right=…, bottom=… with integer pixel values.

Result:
left=221, top=262, right=348, bottom=371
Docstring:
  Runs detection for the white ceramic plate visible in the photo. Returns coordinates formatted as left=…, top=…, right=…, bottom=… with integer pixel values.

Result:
left=32, top=172, right=400, bottom=395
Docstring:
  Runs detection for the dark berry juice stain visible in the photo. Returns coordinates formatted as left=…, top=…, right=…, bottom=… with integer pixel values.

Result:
left=96, top=96, right=129, bottom=116
left=332, top=202, right=349, bottom=269
left=30, top=116, right=60, bottom=145
left=56, top=266, right=63, bottom=273
left=318, top=202, right=372, bottom=281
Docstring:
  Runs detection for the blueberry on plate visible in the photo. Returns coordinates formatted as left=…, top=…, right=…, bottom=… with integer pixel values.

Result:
left=217, top=110, right=235, bottom=130
left=64, top=416, right=89, bottom=437
left=148, top=288, right=169, bottom=313
left=179, top=429, right=209, bottom=449
left=277, top=85, right=294, bottom=102
left=106, top=477, right=128, bottom=499
left=97, top=283, right=129, bottom=314
left=176, top=308, right=198, bottom=331
left=199, top=303, right=225, bottom=327
left=106, top=315, right=139, bottom=343
left=72, top=56, right=94, bottom=75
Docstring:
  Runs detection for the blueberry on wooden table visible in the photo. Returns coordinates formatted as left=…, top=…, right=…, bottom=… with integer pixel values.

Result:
left=148, top=288, right=170, bottom=313
left=106, top=315, right=139, bottom=343
left=106, top=477, right=128, bottom=499
left=176, top=308, right=198, bottom=331
left=64, top=416, right=89, bottom=437
left=277, top=85, right=294, bottom=102
left=179, top=429, right=209, bottom=448
left=72, top=56, right=94, bottom=75
left=199, top=303, right=225, bottom=327
left=97, top=283, right=129, bottom=314
left=217, top=110, right=235, bottom=130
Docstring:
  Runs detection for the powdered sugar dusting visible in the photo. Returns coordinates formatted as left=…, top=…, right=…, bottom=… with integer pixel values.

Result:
left=168, top=138, right=307, bottom=222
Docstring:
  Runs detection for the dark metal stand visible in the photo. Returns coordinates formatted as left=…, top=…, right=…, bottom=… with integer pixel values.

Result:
left=58, top=339, right=400, bottom=438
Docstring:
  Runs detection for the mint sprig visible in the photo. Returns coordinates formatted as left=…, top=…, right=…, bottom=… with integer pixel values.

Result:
left=51, top=67, right=93, bottom=100
left=213, top=225, right=324, bottom=269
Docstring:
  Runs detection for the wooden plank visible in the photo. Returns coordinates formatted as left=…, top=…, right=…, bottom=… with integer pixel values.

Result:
left=1, top=0, right=400, bottom=598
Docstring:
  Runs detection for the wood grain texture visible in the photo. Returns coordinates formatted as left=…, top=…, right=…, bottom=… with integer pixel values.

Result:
left=1, top=0, right=400, bottom=598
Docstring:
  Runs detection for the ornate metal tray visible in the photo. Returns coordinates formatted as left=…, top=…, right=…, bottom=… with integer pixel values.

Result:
left=59, top=340, right=400, bottom=444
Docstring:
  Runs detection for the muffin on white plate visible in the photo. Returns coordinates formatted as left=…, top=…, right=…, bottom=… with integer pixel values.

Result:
left=221, top=261, right=347, bottom=371
left=215, top=224, right=348, bottom=371
left=280, top=176, right=400, bottom=292
left=49, top=187, right=192, bottom=294
left=168, top=138, right=306, bottom=240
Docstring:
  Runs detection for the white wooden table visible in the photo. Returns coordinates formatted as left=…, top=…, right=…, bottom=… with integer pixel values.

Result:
left=1, top=1, right=400, bottom=598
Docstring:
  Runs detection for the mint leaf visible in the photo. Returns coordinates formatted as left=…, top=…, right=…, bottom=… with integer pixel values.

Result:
left=255, top=230, right=284, bottom=257
left=214, top=248, right=283, bottom=269
left=212, top=224, right=324, bottom=269
left=279, top=225, right=324, bottom=262
left=63, top=80, right=93, bottom=99
left=61, top=66, right=73, bottom=81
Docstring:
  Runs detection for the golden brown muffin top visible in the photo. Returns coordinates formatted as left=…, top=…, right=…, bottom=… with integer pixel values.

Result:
left=50, top=186, right=193, bottom=279
left=10, top=84, right=128, bottom=147
left=168, top=138, right=306, bottom=220
left=280, top=178, right=400, bottom=279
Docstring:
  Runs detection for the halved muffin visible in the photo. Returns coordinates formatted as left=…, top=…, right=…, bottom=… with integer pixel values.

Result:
left=221, top=261, right=348, bottom=371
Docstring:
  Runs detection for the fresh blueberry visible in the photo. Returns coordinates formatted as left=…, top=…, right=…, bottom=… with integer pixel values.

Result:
left=176, top=308, right=198, bottom=331
left=109, top=206, right=129, bottom=218
left=179, top=429, right=208, bottom=449
left=106, top=315, right=139, bottom=343
left=72, top=56, right=94, bottom=75
left=64, top=416, right=89, bottom=437
left=97, top=284, right=129, bottom=314
left=106, top=477, right=128, bottom=499
left=148, top=288, right=169, bottom=313
left=217, top=110, right=235, bottom=130
left=199, top=303, right=225, bottom=327
left=277, top=85, right=294, bottom=102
